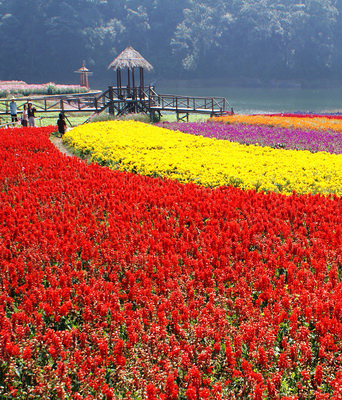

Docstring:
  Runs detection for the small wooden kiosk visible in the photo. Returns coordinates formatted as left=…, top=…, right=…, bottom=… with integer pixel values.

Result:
left=108, top=46, right=153, bottom=101
left=75, top=61, right=93, bottom=88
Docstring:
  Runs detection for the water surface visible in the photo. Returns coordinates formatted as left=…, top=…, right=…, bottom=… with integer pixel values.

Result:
left=157, top=86, right=342, bottom=114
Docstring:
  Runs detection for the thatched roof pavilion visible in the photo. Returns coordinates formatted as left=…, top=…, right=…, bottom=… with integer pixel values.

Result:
left=108, top=46, right=153, bottom=71
left=108, top=46, right=153, bottom=98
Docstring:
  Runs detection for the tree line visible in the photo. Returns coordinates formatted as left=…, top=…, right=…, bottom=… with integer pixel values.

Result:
left=0, top=0, right=341, bottom=87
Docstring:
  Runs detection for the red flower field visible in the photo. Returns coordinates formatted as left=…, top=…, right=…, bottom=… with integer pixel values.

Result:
left=1, top=127, right=342, bottom=399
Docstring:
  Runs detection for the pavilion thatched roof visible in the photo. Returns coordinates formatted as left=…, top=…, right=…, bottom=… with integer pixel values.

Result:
left=108, top=46, right=153, bottom=71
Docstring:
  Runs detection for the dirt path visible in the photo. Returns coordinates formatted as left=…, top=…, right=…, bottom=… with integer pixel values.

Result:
left=49, top=136, right=76, bottom=158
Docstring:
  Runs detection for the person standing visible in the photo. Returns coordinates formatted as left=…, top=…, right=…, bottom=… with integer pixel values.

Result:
left=27, top=103, right=37, bottom=127
left=10, top=98, right=17, bottom=123
left=57, top=113, right=67, bottom=137
left=21, top=103, right=28, bottom=127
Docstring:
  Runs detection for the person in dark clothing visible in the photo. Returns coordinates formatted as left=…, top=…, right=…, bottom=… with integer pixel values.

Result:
left=27, top=103, right=37, bottom=127
left=57, top=113, right=67, bottom=137
left=21, top=103, right=28, bottom=127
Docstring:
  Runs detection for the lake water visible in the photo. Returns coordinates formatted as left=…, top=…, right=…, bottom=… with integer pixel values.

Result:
left=157, top=86, right=342, bottom=115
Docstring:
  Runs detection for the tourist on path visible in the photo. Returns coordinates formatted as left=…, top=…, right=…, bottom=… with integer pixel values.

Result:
left=21, top=104, right=28, bottom=127
left=27, top=103, right=37, bottom=127
left=57, top=113, right=67, bottom=137
left=10, top=98, right=17, bottom=123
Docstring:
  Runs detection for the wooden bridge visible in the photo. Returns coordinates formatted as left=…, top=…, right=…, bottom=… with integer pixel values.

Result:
left=0, top=86, right=233, bottom=124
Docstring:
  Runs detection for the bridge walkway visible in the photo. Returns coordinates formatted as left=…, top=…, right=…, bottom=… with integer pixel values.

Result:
left=0, top=87, right=234, bottom=123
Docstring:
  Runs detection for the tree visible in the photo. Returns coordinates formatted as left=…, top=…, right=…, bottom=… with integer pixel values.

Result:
left=0, top=0, right=49, bottom=80
left=171, top=0, right=222, bottom=74
left=0, top=0, right=341, bottom=85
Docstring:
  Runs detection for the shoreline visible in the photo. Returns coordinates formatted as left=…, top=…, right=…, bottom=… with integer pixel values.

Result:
left=157, top=77, right=342, bottom=89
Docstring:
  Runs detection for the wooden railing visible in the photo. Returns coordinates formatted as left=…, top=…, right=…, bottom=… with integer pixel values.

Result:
left=148, top=93, right=232, bottom=114
left=107, top=86, right=156, bottom=101
left=0, top=92, right=102, bottom=115
left=0, top=87, right=233, bottom=119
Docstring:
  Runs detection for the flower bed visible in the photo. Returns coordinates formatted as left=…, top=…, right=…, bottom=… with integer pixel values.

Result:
left=64, top=120, right=342, bottom=195
left=1, top=126, right=342, bottom=399
left=262, top=113, right=342, bottom=119
left=0, top=80, right=88, bottom=97
left=158, top=121, right=342, bottom=154
left=213, top=114, right=342, bottom=133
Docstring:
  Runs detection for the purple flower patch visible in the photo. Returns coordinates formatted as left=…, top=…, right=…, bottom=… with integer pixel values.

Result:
left=157, top=121, right=342, bottom=154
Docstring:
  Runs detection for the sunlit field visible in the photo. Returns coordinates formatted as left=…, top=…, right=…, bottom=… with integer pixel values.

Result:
left=1, top=115, right=342, bottom=399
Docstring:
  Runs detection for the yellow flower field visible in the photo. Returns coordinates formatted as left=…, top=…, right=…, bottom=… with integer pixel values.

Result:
left=63, top=120, right=342, bottom=195
left=213, top=114, right=342, bottom=133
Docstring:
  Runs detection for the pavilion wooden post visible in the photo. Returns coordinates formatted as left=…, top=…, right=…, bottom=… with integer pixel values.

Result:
left=127, top=69, right=131, bottom=97
left=109, top=86, right=114, bottom=115
left=140, top=67, right=144, bottom=99
left=132, top=67, right=136, bottom=99
left=117, top=69, right=122, bottom=98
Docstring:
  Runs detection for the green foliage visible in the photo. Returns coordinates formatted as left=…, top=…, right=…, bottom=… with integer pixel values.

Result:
left=0, top=0, right=341, bottom=82
left=160, top=113, right=209, bottom=123
left=91, top=112, right=151, bottom=123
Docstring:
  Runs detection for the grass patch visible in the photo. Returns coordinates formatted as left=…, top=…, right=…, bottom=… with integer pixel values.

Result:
left=0, top=104, right=210, bottom=128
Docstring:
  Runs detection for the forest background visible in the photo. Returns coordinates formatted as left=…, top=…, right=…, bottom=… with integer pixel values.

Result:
left=1, top=0, right=342, bottom=89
